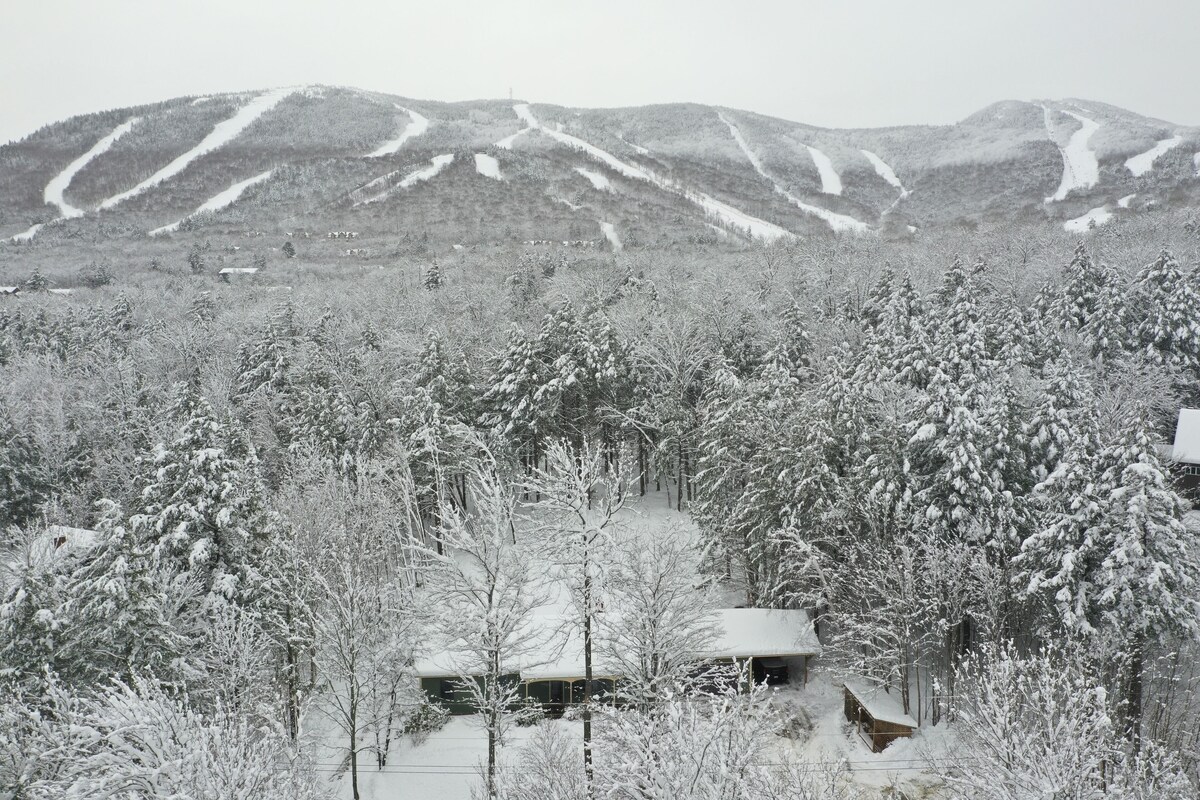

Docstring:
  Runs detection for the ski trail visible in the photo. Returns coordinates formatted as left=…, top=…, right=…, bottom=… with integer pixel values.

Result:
left=1125, top=135, right=1182, bottom=176
left=1118, top=193, right=1136, bottom=208
left=495, top=128, right=531, bottom=149
left=860, top=149, right=907, bottom=196
left=100, top=87, right=296, bottom=209
left=575, top=167, right=613, bottom=191
left=1063, top=203, right=1112, bottom=232
left=617, top=135, right=649, bottom=155
left=367, top=106, right=429, bottom=157
left=515, top=104, right=794, bottom=241
left=149, top=170, right=273, bottom=236
left=474, top=153, right=502, bottom=180
left=1195, top=152, right=1200, bottom=176
left=1042, top=105, right=1100, bottom=203
left=717, top=112, right=868, bottom=234
left=354, top=154, right=455, bottom=204
left=45, top=116, right=141, bottom=218
left=805, top=145, right=842, bottom=195
left=10, top=223, right=44, bottom=243
left=599, top=221, right=622, bottom=251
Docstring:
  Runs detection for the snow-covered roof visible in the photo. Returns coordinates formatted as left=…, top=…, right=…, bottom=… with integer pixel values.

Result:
left=843, top=679, right=918, bottom=728
left=1171, top=409, right=1200, bottom=464
left=219, top=267, right=259, bottom=275
left=415, top=608, right=821, bottom=680
left=23, top=525, right=100, bottom=569
left=0, top=286, right=18, bottom=294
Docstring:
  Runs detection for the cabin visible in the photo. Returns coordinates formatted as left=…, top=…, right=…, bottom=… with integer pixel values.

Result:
left=218, top=267, right=259, bottom=282
left=843, top=680, right=918, bottom=752
left=415, top=608, right=821, bottom=716
left=1167, top=408, right=1200, bottom=497
left=0, top=286, right=19, bottom=296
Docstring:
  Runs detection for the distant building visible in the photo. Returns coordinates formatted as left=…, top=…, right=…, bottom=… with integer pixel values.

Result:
left=1167, top=408, right=1200, bottom=496
left=0, top=286, right=19, bottom=296
left=218, top=267, right=259, bottom=283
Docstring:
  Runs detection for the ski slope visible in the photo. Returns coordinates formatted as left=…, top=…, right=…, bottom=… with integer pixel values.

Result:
left=495, top=128, right=531, bottom=149
left=1118, top=193, right=1136, bottom=208
left=474, top=153, right=502, bottom=180
left=99, top=87, right=296, bottom=210
left=1043, top=106, right=1100, bottom=203
left=45, top=117, right=141, bottom=217
left=1195, top=151, right=1200, bottom=176
left=367, top=106, right=429, bottom=157
left=149, top=170, right=273, bottom=235
left=717, top=112, right=868, bottom=234
left=599, top=220, right=622, bottom=251
left=516, top=104, right=794, bottom=242
left=356, top=154, right=455, bottom=204
left=10, top=223, right=44, bottom=243
left=1064, top=203, right=1112, bottom=232
left=1124, top=135, right=1182, bottom=176
left=618, top=135, right=649, bottom=155
left=805, top=145, right=842, bottom=195
left=861, top=149, right=907, bottom=196
left=575, top=167, right=613, bottom=191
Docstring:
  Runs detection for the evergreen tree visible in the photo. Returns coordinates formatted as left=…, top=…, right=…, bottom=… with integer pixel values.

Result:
left=423, top=259, right=443, bottom=290
left=1130, top=249, right=1200, bottom=374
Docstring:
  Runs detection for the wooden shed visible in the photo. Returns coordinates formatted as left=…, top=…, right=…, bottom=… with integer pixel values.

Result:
left=843, top=680, right=917, bottom=752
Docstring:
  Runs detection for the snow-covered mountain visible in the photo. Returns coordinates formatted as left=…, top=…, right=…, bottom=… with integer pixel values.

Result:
left=3, top=87, right=1198, bottom=246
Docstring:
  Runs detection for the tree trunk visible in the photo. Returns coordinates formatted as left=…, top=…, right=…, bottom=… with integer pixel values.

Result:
left=583, top=540, right=595, bottom=798
left=349, top=680, right=360, bottom=800
left=1127, top=631, right=1145, bottom=743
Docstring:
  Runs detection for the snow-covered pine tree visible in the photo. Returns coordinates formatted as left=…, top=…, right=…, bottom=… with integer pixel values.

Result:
left=1130, top=249, right=1200, bottom=376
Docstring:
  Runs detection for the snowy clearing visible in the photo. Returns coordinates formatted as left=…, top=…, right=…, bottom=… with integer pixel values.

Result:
left=860, top=149, right=907, bottom=196
left=617, top=135, right=649, bottom=155
left=474, top=153, right=502, bottom=180
left=552, top=196, right=583, bottom=211
left=9, top=223, right=44, bottom=243
left=599, top=220, right=621, bottom=250
left=575, top=167, right=613, bottom=191
left=45, top=117, right=141, bottom=218
left=718, top=112, right=868, bottom=234
left=149, top=170, right=272, bottom=236
left=355, top=155, right=455, bottom=205
left=1063, top=203, right=1112, bottom=232
left=1043, top=106, right=1100, bottom=203
left=1125, top=135, right=1182, bottom=176
left=99, top=87, right=296, bottom=210
left=517, top=104, right=794, bottom=242
left=400, top=154, right=454, bottom=188
left=1118, top=193, right=1137, bottom=208
left=367, top=106, right=430, bottom=158
left=805, top=144, right=842, bottom=195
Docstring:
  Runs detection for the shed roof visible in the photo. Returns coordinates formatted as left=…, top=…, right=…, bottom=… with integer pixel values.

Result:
left=1171, top=409, right=1200, bottom=464
left=219, top=267, right=259, bottom=275
left=844, top=680, right=918, bottom=728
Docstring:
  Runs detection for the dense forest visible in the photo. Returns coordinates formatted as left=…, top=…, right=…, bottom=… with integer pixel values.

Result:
left=4, top=215, right=1200, bottom=798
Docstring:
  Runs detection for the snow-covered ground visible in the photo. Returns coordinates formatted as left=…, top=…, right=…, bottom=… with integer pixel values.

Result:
left=474, top=153, right=502, bottom=180
left=805, top=144, right=842, bottom=195
left=860, top=149, right=907, bottom=196
left=1195, top=151, right=1200, bottom=176
left=516, top=104, right=795, bottom=242
left=45, top=117, right=141, bottom=218
left=599, top=220, right=621, bottom=250
left=1043, top=106, right=1100, bottom=203
left=717, top=112, right=868, bottom=234
left=494, top=128, right=531, bottom=149
left=400, top=154, right=454, bottom=188
left=1063, top=203, right=1113, bottom=232
left=99, top=87, right=296, bottom=209
left=1118, top=193, right=1137, bottom=209
left=617, top=134, right=649, bottom=155
left=1125, top=135, right=1182, bottom=176
left=149, top=170, right=273, bottom=235
left=367, top=106, right=430, bottom=158
left=9, top=223, right=44, bottom=243
left=575, top=166, right=613, bottom=191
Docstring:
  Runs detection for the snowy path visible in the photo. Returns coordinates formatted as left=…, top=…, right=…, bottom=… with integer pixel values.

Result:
left=45, top=117, right=141, bottom=218
left=599, top=220, right=622, bottom=250
left=617, top=135, right=649, bottom=155
left=149, top=170, right=273, bottom=236
left=354, top=154, right=455, bottom=204
left=805, top=145, right=842, bottom=195
left=10, top=223, right=44, bottom=243
left=474, top=153, right=502, bottom=180
left=1063, top=203, right=1112, bottom=232
left=860, top=149, right=907, bottom=196
left=99, top=87, right=296, bottom=209
left=495, top=128, right=531, bottom=149
left=575, top=167, right=613, bottom=191
left=1118, top=193, right=1136, bottom=208
left=367, top=106, right=429, bottom=157
left=515, top=104, right=794, bottom=242
left=1043, top=106, right=1100, bottom=202
left=717, top=112, right=868, bottom=234
left=1125, top=135, right=1182, bottom=176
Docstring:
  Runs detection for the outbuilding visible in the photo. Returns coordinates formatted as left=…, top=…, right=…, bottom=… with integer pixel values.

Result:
left=843, top=679, right=918, bottom=752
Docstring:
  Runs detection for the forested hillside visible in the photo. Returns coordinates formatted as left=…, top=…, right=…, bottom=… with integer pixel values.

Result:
left=4, top=213, right=1200, bottom=797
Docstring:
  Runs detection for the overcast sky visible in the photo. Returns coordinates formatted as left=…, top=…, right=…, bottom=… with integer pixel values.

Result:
left=4, top=0, right=1199, bottom=144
